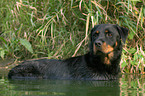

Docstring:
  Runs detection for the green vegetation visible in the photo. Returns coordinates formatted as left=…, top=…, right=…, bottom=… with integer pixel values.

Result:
left=0, top=0, right=144, bottom=73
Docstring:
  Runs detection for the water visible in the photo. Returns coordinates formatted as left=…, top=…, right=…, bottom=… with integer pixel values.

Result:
left=0, top=69, right=145, bottom=96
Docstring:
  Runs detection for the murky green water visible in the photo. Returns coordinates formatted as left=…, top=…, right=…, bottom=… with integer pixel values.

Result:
left=0, top=69, right=145, bottom=96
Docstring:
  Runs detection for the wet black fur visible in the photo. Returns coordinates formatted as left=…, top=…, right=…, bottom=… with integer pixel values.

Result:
left=8, top=24, right=128, bottom=80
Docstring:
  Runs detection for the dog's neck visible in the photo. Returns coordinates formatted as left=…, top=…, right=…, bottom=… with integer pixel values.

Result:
left=85, top=50, right=121, bottom=73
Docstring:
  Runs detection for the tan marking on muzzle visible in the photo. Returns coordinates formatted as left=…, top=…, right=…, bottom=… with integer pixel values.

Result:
left=101, top=42, right=114, bottom=53
left=93, top=42, right=114, bottom=65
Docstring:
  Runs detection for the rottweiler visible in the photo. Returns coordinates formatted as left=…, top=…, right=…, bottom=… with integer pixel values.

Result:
left=8, top=24, right=128, bottom=80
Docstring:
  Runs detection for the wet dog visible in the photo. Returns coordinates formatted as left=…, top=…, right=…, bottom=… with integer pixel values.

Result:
left=8, top=24, right=128, bottom=80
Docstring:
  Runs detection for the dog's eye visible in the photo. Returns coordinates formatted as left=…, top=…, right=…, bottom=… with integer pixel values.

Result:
left=106, top=33, right=112, bottom=37
left=93, top=33, right=99, bottom=37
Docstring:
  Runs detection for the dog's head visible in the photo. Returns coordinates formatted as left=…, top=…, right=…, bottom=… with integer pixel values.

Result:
left=90, top=24, right=128, bottom=55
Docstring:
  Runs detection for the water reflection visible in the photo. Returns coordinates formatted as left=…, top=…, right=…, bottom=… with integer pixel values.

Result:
left=0, top=73, right=145, bottom=96
left=120, top=74, right=145, bottom=96
left=8, top=79, right=119, bottom=96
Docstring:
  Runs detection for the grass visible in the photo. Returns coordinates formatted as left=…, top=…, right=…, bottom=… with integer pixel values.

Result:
left=0, top=0, right=144, bottom=73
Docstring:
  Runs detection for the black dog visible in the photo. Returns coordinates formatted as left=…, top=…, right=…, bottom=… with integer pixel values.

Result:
left=8, top=24, right=128, bottom=80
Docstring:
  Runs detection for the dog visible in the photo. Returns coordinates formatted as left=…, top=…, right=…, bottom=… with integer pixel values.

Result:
left=8, top=24, right=128, bottom=80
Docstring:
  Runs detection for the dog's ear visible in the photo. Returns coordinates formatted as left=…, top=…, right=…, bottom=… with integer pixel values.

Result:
left=115, top=24, right=129, bottom=43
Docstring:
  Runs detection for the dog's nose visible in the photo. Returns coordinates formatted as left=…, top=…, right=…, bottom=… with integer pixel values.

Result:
left=95, top=41, right=102, bottom=47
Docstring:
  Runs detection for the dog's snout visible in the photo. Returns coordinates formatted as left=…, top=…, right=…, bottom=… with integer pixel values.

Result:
left=95, top=41, right=102, bottom=47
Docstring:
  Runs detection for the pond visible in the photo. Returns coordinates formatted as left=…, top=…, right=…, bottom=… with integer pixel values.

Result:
left=0, top=68, right=145, bottom=96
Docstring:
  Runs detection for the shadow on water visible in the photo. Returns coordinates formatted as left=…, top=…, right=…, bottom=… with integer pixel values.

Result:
left=0, top=68, right=145, bottom=96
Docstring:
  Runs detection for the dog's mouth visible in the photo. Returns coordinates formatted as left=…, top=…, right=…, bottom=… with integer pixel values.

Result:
left=93, top=42, right=114, bottom=55
left=93, top=42, right=116, bottom=65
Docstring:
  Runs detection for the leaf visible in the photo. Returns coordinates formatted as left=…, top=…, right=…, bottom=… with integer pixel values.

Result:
left=134, top=53, right=138, bottom=61
left=127, top=25, right=136, bottom=40
left=0, top=37, right=7, bottom=44
left=20, top=38, right=34, bottom=54
left=121, top=62, right=127, bottom=68
left=0, top=50, right=5, bottom=59
left=128, top=32, right=135, bottom=40
left=128, top=48, right=136, bottom=54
